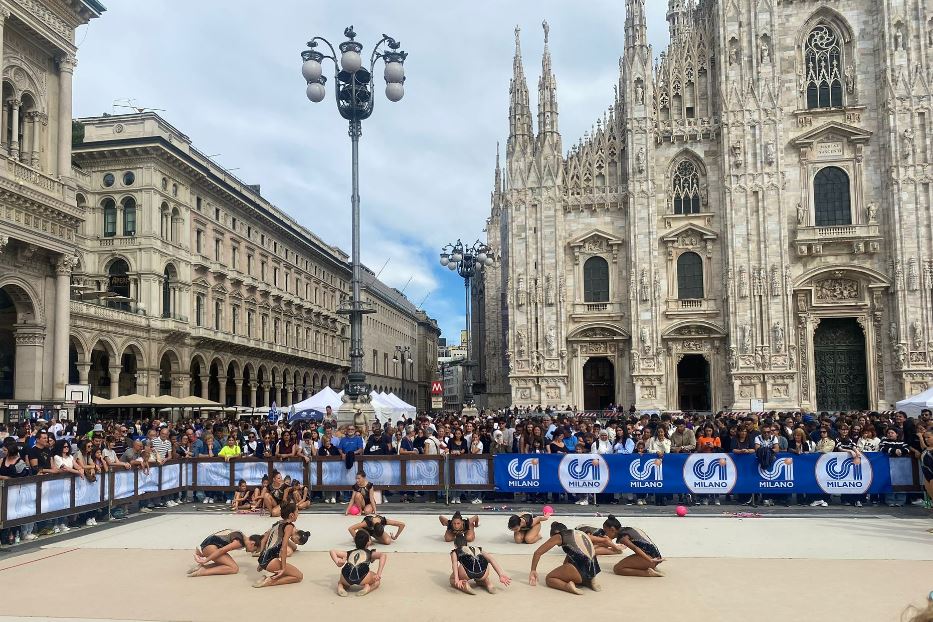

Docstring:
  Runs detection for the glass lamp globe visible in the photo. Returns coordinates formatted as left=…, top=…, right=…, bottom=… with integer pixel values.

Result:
left=476, top=252, right=487, bottom=263
left=386, top=82, right=404, bottom=102
left=302, top=59, right=322, bottom=82
left=306, top=82, right=326, bottom=103
left=447, top=262, right=457, bottom=271
left=384, top=61, right=404, bottom=83
left=341, top=49, right=362, bottom=72
left=484, top=256, right=494, bottom=266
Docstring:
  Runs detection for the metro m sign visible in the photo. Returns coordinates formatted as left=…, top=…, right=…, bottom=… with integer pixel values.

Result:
left=431, top=381, right=443, bottom=395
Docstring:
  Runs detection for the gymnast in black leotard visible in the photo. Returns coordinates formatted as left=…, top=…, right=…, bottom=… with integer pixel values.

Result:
left=348, top=513, right=406, bottom=545
left=612, top=525, right=665, bottom=578
left=449, top=535, right=511, bottom=595
left=529, top=522, right=607, bottom=595
left=253, top=502, right=304, bottom=588
left=439, top=511, right=480, bottom=542
left=508, top=512, right=548, bottom=544
left=187, top=529, right=261, bottom=577
left=330, top=529, right=388, bottom=597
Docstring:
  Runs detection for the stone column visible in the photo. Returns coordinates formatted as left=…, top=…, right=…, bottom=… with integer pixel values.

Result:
left=0, top=6, right=8, bottom=153
left=173, top=372, right=189, bottom=398
left=270, top=383, right=279, bottom=406
left=199, top=374, right=209, bottom=399
left=52, top=255, right=76, bottom=401
left=234, top=379, right=243, bottom=407
left=217, top=375, right=227, bottom=406
left=283, top=384, right=293, bottom=407
left=9, top=98, right=20, bottom=159
left=1, top=101, right=7, bottom=152
left=56, top=54, right=75, bottom=178
left=108, top=365, right=121, bottom=398
left=28, top=111, right=39, bottom=167
left=249, top=381, right=257, bottom=408
left=76, top=362, right=91, bottom=385
left=13, top=325, right=45, bottom=400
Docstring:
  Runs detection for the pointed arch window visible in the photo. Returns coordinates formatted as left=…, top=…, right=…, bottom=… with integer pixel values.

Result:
left=805, top=25, right=844, bottom=109
left=672, top=160, right=702, bottom=215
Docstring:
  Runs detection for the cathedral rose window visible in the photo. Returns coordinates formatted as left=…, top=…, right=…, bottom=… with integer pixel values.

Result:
left=805, top=25, right=843, bottom=109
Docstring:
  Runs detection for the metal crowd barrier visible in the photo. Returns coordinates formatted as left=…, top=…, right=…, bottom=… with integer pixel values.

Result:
left=0, top=454, right=495, bottom=529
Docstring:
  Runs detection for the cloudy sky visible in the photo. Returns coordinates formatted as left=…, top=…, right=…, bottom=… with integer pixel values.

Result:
left=73, top=1, right=670, bottom=342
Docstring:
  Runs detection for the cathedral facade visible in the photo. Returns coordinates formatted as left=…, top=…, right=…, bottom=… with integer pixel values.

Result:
left=478, top=0, right=933, bottom=412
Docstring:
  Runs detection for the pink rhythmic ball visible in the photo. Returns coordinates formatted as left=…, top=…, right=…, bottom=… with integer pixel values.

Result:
left=675, top=505, right=688, bottom=517
left=348, top=505, right=361, bottom=516
left=542, top=505, right=554, bottom=516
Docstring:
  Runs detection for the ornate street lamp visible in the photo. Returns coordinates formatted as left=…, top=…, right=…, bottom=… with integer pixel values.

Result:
left=439, top=240, right=495, bottom=412
left=301, top=26, right=407, bottom=417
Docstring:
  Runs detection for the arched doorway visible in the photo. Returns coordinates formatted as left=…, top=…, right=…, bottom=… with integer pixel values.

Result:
left=159, top=352, right=177, bottom=396
left=89, top=342, right=113, bottom=398
left=208, top=360, right=221, bottom=403
left=814, top=317, right=868, bottom=411
left=677, top=354, right=710, bottom=411
left=225, top=362, right=237, bottom=407
left=256, top=366, right=266, bottom=407
left=190, top=358, right=203, bottom=398
left=583, top=357, right=614, bottom=410
left=119, top=348, right=139, bottom=396
left=242, top=365, right=252, bottom=407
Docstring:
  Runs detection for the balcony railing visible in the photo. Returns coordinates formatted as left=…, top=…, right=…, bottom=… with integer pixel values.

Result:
left=665, top=297, right=717, bottom=316
left=4, top=156, right=63, bottom=197
left=571, top=302, right=622, bottom=318
left=795, top=222, right=881, bottom=256
left=98, top=235, right=137, bottom=247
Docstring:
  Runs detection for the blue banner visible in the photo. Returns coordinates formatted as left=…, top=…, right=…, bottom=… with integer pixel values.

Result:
left=494, top=452, right=893, bottom=494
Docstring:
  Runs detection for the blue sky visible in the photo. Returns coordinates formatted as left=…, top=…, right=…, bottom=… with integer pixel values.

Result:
left=72, top=1, right=670, bottom=341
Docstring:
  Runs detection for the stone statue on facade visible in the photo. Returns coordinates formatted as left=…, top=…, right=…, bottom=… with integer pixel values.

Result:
left=902, top=128, right=914, bottom=160
left=636, top=147, right=646, bottom=174
left=545, top=275, right=554, bottom=305
left=545, top=325, right=556, bottom=356
left=634, top=82, right=644, bottom=105
left=765, top=140, right=775, bottom=165
left=911, top=320, right=923, bottom=350
left=728, top=347, right=738, bottom=371
left=738, top=266, right=748, bottom=298
left=760, top=39, right=770, bottom=64
left=516, top=330, right=526, bottom=357
left=639, top=268, right=649, bottom=302
left=796, top=203, right=807, bottom=226
left=865, top=202, right=877, bottom=223
left=773, top=322, right=785, bottom=353
left=639, top=326, right=650, bottom=355
left=516, top=276, right=525, bottom=306
left=741, top=323, right=752, bottom=354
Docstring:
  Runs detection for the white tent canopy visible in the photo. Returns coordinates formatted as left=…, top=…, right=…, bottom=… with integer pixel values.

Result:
left=384, top=392, right=416, bottom=416
left=895, top=386, right=933, bottom=417
left=291, top=386, right=342, bottom=417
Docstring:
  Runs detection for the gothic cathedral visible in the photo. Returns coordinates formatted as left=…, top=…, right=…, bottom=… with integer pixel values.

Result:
left=477, top=0, right=933, bottom=412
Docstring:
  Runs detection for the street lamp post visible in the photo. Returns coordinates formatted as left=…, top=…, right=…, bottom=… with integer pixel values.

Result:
left=393, top=344, right=412, bottom=394
left=439, top=240, right=494, bottom=415
left=302, top=26, right=407, bottom=426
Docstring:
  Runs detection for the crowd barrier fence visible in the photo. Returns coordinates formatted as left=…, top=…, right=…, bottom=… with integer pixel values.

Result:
left=0, top=453, right=921, bottom=529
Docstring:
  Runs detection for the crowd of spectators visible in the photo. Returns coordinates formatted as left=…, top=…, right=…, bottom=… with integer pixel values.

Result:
left=0, top=404, right=931, bottom=545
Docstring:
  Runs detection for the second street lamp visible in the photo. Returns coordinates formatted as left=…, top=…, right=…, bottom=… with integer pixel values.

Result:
left=439, top=240, right=494, bottom=414
left=301, top=26, right=407, bottom=426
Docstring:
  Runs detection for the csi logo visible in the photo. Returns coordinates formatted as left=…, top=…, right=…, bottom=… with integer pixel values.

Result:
left=816, top=452, right=873, bottom=494
left=558, top=454, right=609, bottom=494
left=683, top=454, right=738, bottom=494
left=758, top=458, right=795, bottom=489
left=506, top=458, right=540, bottom=487
left=629, top=458, right=663, bottom=488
